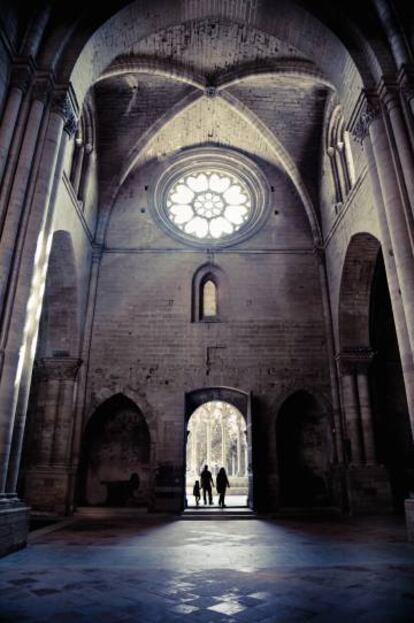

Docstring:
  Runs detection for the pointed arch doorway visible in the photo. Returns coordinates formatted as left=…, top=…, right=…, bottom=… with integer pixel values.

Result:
left=184, top=388, right=254, bottom=509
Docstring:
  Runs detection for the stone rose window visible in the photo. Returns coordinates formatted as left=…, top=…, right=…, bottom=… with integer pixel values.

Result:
left=166, top=170, right=252, bottom=240
left=153, top=148, right=269, bottom=248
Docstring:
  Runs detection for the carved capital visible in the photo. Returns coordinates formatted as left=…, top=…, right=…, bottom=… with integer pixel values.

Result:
left=352, top=98, right=381, bottom=144
left=336, top=347, right=375, bottom=375
left=51, top=90, right=78, bottom=137
left=35, top=357, right=82, bottom=381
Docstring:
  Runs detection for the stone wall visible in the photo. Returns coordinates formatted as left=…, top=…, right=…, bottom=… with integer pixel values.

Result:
left=85, top=154, right=332, bottom=510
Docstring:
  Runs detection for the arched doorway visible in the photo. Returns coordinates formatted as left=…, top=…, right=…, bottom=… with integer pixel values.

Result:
left=79, top=394, right=151, bottom=508
left=185, top=388, right=253, bottom=509
left=369, top=253, right=414, bottom=511
left=186, top=401, right=248, bottom=507
left=277, top=391, right=333, bottom=508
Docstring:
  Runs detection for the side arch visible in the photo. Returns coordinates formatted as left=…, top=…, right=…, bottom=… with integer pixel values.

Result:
left=78, top=393, right=153, bottom=507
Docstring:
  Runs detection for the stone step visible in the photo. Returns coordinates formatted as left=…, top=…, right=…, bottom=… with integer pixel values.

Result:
left=181, top=507, right=257, bottom=520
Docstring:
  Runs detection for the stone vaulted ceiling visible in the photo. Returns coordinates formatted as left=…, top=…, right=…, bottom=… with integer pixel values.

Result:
left=93, top=17, right=332, bottom=224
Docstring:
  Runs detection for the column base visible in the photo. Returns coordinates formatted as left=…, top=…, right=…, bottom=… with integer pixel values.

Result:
left=347, top=464, right=393, bottom=513
left=405, top=498, right=414, bottom=541
left=0, top=497, right=30, bottom=557
left=24, top=466, right=72, bottom=515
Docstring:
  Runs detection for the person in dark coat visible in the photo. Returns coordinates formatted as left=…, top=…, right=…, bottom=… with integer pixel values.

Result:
left=216, top=467, right=230, bottom=508
left=200, top=465, right=214, bottom=504
left=193, top=480, right=201, bottom=506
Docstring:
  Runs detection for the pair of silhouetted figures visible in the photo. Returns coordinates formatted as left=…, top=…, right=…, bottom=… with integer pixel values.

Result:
left=193, top=465, right=230, bottom=508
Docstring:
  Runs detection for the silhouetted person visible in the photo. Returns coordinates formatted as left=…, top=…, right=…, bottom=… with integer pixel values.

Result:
left=193, top=480, right=201, bottom=506
left=200, top=465, right=214, bottom=504
left=216, top=467, right=230, bottom=508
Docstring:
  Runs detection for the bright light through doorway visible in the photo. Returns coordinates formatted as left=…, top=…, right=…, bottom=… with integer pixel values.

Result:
left=186, top=401, right=248, bottom=508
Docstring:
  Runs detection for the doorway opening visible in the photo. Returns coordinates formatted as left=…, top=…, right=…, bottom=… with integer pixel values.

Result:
left=185, top=400, right=248, bottom=508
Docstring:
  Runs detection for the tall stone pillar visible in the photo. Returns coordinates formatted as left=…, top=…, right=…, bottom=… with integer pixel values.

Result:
left=356, top=369, right=376, bottom=465
left=24, top=357, right=81, bottom=514
left=351, top=94, right=414, bottom=357
left=337, top=353, right=363, bottom=464
left=363, top=137, right=414, bottom=436
left=0, top=62, right=33, bottom=185
left=0, top=84, right=78, bottom=555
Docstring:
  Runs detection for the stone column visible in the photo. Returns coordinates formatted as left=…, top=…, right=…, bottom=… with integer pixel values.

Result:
left=317, top=248, right=343, bottom=464
left=0, top=88, right=78, bottom=496
left=352, top=94, right=414, bottom=358
left=380, top=83, right=414, bottom=224
left=353, top=96, right=414, bottom=438
left=337, top=353, right=363, bottom=464
left=357, top=371, right=376, bottom=465
left=244, top=435, right=248, bottom=476
left=0, top=63, right=33, bottom=185
left=327, top=147, right=342, bottom=204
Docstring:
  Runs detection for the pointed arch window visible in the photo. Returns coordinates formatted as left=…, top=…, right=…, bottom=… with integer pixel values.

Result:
left=192, top=265, right=227, bottom=323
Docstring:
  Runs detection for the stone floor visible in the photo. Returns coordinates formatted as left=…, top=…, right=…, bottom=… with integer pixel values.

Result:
left=1, top=514, right=414, bottom=622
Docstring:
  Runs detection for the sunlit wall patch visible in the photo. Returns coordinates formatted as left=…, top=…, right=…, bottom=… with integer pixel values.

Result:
left=152, top=148, right=270, bottom=248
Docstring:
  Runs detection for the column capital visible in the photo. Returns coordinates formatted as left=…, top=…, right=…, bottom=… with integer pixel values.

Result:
left=31, top=73, right=54, bottom=104
left=10, top=58, right=35, bottom=94
left=348, top=90, right=381, bottom=144
left=377, top=79, right=401, bottom=113
left=51, top=85, right=79, bottom=137
left=35, top=357, right=82, bottom=381
left=336, top=347, right=375, bottom=375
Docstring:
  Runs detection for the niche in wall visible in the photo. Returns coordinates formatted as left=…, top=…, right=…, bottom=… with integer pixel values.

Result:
left=80, top=394, right=151, bottom=507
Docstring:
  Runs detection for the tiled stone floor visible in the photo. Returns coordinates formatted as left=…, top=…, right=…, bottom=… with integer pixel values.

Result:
left=1, top=514, right=414, bottom=622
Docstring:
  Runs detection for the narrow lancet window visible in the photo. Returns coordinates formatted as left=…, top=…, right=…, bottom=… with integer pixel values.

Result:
left=202, top=280, right=217, bottom=318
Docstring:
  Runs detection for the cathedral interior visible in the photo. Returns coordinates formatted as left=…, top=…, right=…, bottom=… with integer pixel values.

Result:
left=1, top=1, right=414, bottom=621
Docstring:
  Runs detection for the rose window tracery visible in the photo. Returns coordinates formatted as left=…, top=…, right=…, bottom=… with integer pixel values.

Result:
left=166, top=170, right=252, bottom=240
